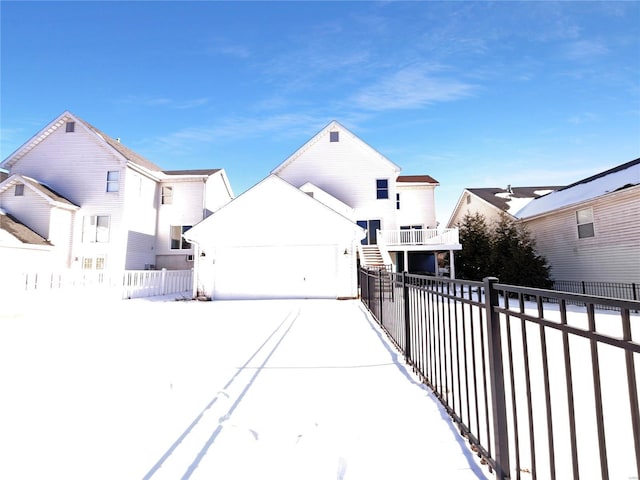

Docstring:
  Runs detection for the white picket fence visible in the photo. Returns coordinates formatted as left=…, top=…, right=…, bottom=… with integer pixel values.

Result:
left=2, top=268, right=193, bottom=300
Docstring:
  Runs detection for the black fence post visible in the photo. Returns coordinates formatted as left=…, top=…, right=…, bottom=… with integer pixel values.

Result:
left=378, top=268, right=384, bottom=326
left=403, top=271, right=411, bottom=360
left=484, top=277, right=511, bottom=480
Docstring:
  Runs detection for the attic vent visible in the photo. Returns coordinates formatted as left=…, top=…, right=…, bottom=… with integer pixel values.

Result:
left=65, top=121, right=75, bottom=133
left=330, top=131, right=339, bottom=142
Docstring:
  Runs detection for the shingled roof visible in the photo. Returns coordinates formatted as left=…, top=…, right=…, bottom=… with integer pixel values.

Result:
left=397, top=175, right=439, bottom=184
left=468, top=186, right=563, bottom=214
left=0, top=209, right=51, bottom=246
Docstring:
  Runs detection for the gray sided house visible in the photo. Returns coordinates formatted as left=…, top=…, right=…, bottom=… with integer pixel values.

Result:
left=516, top=158, right=640, bottom=284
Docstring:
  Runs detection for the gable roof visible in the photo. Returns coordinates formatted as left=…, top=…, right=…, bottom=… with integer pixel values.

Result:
left=516, top=158, right=640, bottom=218
left=184, top=175, right=364, bottom=244
left=270, top=120, right=401, bottom=175
left=397, top=175, right=439, bottom=184
left=0, top=174, right=79, bottom=210
left=0, top=208, right=51, bottom=246
left=1, top=111, right=163, bottom=173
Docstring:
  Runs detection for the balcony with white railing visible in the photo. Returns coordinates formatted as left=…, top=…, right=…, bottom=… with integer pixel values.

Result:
left=377, top=228, right=461, bottom=250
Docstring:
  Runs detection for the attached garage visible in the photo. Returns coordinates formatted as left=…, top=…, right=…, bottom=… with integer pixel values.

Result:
left=184, top=176, right=365, bottom=300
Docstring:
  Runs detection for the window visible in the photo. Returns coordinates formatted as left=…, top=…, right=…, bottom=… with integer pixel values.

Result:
left=66, top=121, right=75, bottom=133
left=396, top=193, right=400, bottom=210
left=161, top=186, right=173, bottom=205
left=330, top=131, right=339, bottom=142
left=95, top=256, right=106, bottom=270
left=82, top=255, right=106, bottom=270
left=83, top=215, right=110, bottom=243
left=106, top=171, right=119, bottom=192
left=576, top=208, right=595, bottom=239
left=170, top=225, right=192, bottom=250
left=376, top=179, right=389, bottom=199
left=14, top=184, right=24, bottom=196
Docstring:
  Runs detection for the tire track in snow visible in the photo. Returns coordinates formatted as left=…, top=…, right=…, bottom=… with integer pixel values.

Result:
left=143, top=307, right=300, bottom=480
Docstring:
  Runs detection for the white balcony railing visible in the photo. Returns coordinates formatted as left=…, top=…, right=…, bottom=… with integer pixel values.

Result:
left=378, top=228, right=460, bottom=247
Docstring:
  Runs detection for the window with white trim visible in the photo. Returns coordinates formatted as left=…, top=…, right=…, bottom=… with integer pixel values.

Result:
left=83, top=215, right=110, bottom=243
left=66, top=121, right=75, bottom=133
left=576, top=208, right=595, bottom=239
left=106, top=171, right=119, bottom=192
left=330, top=131, right=339, bottom=142
left=15, top=184, right=24, bottom=196
left=396, top=193, right=400, bottom=210
left=161, top=186, right=173, bottom=205
left=170, top=225, right=192, bottom=250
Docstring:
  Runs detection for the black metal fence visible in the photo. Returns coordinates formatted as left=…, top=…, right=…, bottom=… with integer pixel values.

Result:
left=359, top=267, right=640, bottom=480
left=553, top=280, right=639, bottom=303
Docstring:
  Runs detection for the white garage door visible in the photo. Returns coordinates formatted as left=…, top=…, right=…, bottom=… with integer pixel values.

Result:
left=212, top=245, right=340, bottom=299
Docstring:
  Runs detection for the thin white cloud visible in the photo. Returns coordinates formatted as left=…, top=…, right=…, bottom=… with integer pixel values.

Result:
left=569, top=112, right=598, bottom=124
left=564, top=39, right=609, bottom=61
left=352, top=65, right=476, bottom=111
left=120, top=95, right=210, bottom=109
left=207, top=44, right=251, bottom=59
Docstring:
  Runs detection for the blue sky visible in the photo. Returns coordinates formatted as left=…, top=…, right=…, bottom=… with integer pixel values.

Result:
left=1, top=1, right=639, bottom=222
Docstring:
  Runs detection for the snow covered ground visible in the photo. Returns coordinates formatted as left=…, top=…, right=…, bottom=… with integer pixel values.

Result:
left=0, top=295, right=489, bottom=480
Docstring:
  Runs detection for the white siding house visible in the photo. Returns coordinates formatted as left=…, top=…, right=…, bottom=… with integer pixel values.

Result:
left=516, top=158, right=640, bottom=284
left=184, top=175, right=365, bottom=300
left=0, top=111, right=233, bottom=272
left=272, top=121, right=461, bottom=276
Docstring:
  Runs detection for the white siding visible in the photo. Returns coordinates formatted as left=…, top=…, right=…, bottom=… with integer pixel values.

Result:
left=396, top=184, right=437, bottom=228
left=48, top=207, right=75, bottom=267
left=186, top=176, right=363, bottom=299
left=448, top=191, right=505, bottom=228
left=275, top=126, right=400, bottom=230
left=123, top=169, right=158, bottom=269
left=0, top=185, right=52, bottom=238
left=205, top=172, right=233, bottom=214
left=7, top=122, right=129, bottom=269
left=523, top=187, right=640, bottom=283
left=155, top=179, right=206, bottom=269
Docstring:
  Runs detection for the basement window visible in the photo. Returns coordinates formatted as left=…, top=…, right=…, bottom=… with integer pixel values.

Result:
left=576, top=208, right=595, bottom=239
left=330, top=131, right=339, bottom=142
left=66, top=121, right=75, bottom=133
left=14, top=184, right=24, bottom=196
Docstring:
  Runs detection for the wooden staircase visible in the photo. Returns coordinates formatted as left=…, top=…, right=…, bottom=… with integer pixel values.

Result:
left=359, top=245, right=386, bottom=269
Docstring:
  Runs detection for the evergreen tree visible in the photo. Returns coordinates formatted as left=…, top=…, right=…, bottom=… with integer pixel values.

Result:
left=456, top=212, right=553, bottom=288
left=455, top=212, right=493, bottom=281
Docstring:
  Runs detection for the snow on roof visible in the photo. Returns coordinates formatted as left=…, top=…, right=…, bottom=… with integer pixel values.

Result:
left=516, top=158, right=640, bottom=218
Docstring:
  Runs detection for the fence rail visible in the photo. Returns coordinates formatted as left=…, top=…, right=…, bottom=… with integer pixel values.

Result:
left=359, top=267, right=640, bottom=480
left=553, top=279, right=639, bottom=303
left=2, top=268, right=193, bottom=300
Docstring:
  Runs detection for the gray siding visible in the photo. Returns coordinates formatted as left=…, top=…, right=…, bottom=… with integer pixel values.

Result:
left=524, top=187, right=640, bottom=283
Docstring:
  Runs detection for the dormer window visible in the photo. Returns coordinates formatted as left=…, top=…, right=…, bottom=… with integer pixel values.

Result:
left=330, top=131, right=339, bottom=142
left=14, top=184, right=24, bottom=196
left=376, top=179, right=389, bottom=199
left=65, top=121, right=75, bottom=133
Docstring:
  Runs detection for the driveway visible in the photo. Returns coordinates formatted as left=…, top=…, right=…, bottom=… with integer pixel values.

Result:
left=0, top=297, right=488, bottom=480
